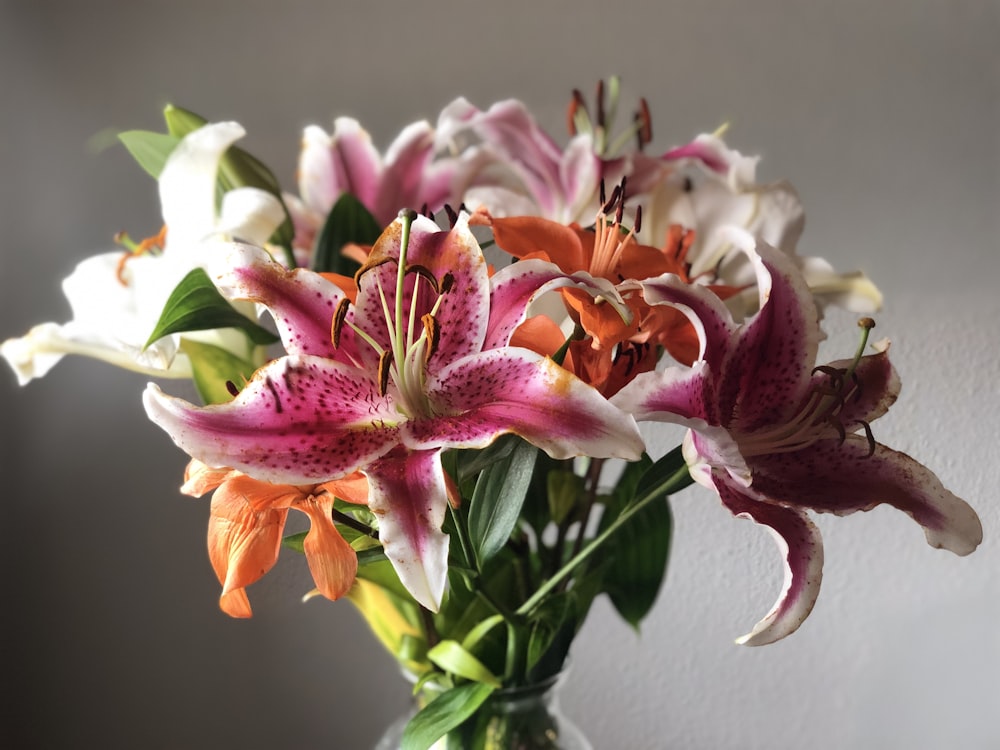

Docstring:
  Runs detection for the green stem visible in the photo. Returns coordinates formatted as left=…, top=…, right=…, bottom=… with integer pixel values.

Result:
left=514, top=459, right=692, bottom=618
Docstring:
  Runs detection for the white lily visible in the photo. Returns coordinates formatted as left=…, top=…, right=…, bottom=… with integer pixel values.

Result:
left=635, top=133, right=883, bottom=320
left=2, top=122, right=285, bottom=385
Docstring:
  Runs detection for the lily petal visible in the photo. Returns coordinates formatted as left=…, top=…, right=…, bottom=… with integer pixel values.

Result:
left=411, top=348, right=645, bottom=461
left=365, top=450, right=450, bottom=611
left=715, top=479, right=824, bottom=646
left=209, top=243, right=352, bottom=360
left=751, top=437, right=983, bottom=556
left=143, top=355, right=400, bottom=485
left=206, top=475, right=291, bottom=618
left=298, top=493, right=359, bottom=601
left=160, top=121, right=246, bottom=249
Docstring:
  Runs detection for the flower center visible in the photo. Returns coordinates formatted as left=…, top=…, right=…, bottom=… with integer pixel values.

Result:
left=738, top=318, right=878, bottom=458
left=335, top=212, right=451, bottom=420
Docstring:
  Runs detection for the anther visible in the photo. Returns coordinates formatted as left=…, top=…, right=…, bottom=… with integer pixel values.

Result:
left=332, top=297, right=350, bottom=348
left=633, top=205, right=642, bottom=234
left=444, top=203, right=459, bottom=227
left=858, top=317, right=876, bottom=330
left=225, top=380, right=240, bottom=397
left=596, top=78, right=606, bottom=130
left=377, top=350, right=393, bottom=397
left=422, top=313, right=440, bottom=362
left=440, top=272, right=455, bottom=294
left=855, top=419, right=876, bottom=457
left=635, top=97, right=652, bottom=149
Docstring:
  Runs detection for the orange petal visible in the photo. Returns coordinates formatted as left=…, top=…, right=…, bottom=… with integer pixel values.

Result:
left=317, top=471, right=369, bottom=507
left=490, top=215, right=587, bottom=271
left=206, top=477, right=292, bottom=616
left=298, top=495, right=358, bottom=601
left=180, top=459, right=239, bottom=497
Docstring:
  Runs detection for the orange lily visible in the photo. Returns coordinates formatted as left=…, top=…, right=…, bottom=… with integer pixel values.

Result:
left=181, top=460, right=369, bottom=618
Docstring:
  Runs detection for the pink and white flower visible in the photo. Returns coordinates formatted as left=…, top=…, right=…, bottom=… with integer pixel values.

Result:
left=144, top=213, right=644, bottom=611
left=613, top=228, right=982, bottom=645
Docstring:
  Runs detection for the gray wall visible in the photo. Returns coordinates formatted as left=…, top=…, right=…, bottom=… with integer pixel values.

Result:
left=2, top=1, right=998, bottom=748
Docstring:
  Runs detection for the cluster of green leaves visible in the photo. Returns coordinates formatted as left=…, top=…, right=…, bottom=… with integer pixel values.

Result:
left=338, top=439, right=691, bottom=750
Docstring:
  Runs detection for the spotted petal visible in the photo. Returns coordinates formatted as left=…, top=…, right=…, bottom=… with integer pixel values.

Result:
left=751, top=437, right=983, bottom=556
left=408, top=348, right=645, bottom=461
left=365, top=449, right=450, bottom=611
left=715, top=479, right=824, bottom=646
left=143, top=354, right=400, bottom=485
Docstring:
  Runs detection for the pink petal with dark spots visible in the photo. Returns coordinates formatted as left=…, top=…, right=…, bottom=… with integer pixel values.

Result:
left=715, top=479, right=824, bottom=646
left=410, top=348, right=644, bottom=461
left=718, top=237, right=820, bottom=431
left=751, top=438, right=983, bottom=556
left=806, top=347, right=900, bottom=426
left=143, top=355, right=400, bottom=485
left=365, top=449, right=449, bottom=611
left=211, top=244, right=357, bottom=361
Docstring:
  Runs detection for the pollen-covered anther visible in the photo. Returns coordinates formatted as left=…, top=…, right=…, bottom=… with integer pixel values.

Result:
left=377, top=350, right=394, bottom=397
left=421, top=313, right=440, bottom=362
left=332, top=297, right=350, bottom=348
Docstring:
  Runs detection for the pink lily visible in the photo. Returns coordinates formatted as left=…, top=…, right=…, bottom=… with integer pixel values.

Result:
left=144, top=213, right=644, bottom=611
left=286, top=117, right=461, bottom=256
left=613, top=229, right=982, bottom=645
left=437, top=97, right=620, bottom=224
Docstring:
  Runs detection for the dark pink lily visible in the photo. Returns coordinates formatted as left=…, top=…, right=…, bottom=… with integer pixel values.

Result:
left=144, top=213, right=644, bottom=611
left=613, top=228, right=982, bottom=645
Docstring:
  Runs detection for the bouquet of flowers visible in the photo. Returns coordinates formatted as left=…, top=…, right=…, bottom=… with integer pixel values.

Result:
left=2, top=80, right=982, bottom=749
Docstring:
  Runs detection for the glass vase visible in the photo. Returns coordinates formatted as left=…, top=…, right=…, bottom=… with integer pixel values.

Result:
left=373, top=672, right=592, bottom=750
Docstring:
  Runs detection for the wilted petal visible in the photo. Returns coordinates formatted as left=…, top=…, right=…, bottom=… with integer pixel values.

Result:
left=143, top=355, right=400, bottom=485
left=365, top=450, right=449, bottom=611
left=715, top=480, right=824, bottom=646
left=207, top=475, right=291, bottom=618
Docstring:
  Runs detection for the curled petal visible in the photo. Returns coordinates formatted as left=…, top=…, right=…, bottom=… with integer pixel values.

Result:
left=217, top=187, right=286, bottom=247
left=160, top=121, right=246, bottom=248
left=717, top=235, right=821, bottom=431
left=207, top=476, right=292, bottom=618
left=365, top=450, right=449, bottom=611
left=715, top=479, right=824, bottom=646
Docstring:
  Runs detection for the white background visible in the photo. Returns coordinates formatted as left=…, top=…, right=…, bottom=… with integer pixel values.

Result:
left=1, top=1, right=997, bottom=748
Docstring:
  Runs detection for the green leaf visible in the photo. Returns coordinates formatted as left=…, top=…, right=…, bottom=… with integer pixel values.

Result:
left=401, top=683, right=496, bottom=750
left=546, top=469, right=584, bottom=526
left=281, top=531, right=307, bottom=553
left=117, top=130, right=181, bottom=179
left=635, top=446, right=691, bottom=503
left=311, top=192, right=382, bottom=275
left=178, top=339, right=257, bottom=405
left=467, top=438, right=539, bottom=567
left=602, top=492, right=672, bottom=629
left=145, top=268, right=279, bottom=349
left=460, top=615, right=505, bottom=653
left=427, top=640, right=501, bottom=687
left=598, top=452, right=683, bottom=629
